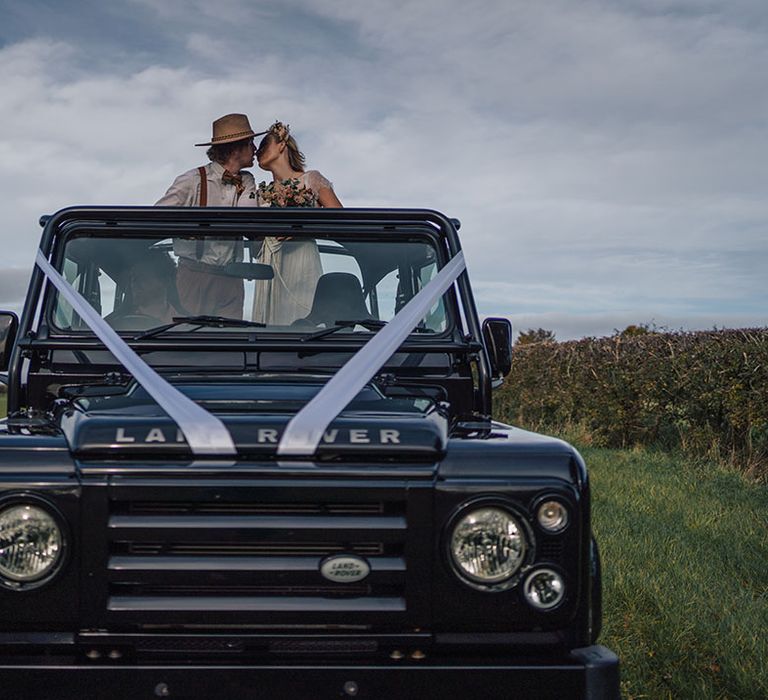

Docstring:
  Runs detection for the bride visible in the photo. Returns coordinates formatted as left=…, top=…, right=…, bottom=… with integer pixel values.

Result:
left=246, top=121, right=342, bottom=325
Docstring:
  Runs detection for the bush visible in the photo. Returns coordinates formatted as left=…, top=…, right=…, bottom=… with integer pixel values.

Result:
left=515, top=328, right=557, bottom=345
left=494, top=328, right=768, bottom=478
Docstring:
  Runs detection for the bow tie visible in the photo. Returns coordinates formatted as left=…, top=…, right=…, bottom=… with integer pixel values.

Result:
left=222, top=170, right=244, bottom=195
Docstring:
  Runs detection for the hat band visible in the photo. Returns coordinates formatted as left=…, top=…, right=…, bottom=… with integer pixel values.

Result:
left=210, top=130, right=254, bottom=143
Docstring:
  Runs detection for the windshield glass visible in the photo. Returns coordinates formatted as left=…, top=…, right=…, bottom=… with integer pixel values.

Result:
left=51, top=232, right=449, bottom=335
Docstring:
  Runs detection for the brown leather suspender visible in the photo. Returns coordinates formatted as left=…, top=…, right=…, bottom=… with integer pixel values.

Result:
left=196, top=167, right=207, bottom=259
left=197, top=166, right=208, bottom=207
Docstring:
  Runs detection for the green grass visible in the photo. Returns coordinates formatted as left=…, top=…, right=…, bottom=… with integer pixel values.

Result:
left=0, top=392, right=5, bottom=418
left=585, top=445, right=768, bottom=699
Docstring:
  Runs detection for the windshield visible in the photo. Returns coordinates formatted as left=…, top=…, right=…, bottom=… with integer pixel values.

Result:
left=51, top=232, right=449, bottom=336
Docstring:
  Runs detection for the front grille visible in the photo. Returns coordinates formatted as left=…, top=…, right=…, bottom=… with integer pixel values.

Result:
left=97, top=485, right=415, bottom=630
left=121, top=541, right=386, bottom=557
left=111, top=584, right=375, bottom=597
left=121, top=501, right=387, bottom=516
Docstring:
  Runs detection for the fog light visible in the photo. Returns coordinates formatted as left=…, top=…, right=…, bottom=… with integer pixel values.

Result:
left=524, top=568, right=565, bottom=610
left=0, top=503, right=63, bottom=584
left=450, top=506, right=526, bottom=589
left=537, top=500, right=569, bottom=532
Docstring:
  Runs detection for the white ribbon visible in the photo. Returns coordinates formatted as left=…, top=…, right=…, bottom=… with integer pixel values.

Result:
left=35, top=251, right=237, bottom=456
left=277, top=252, right=466, bottom=456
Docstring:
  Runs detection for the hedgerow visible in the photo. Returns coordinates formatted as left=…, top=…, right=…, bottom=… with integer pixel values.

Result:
left=493, top=328, right=768, bottom=478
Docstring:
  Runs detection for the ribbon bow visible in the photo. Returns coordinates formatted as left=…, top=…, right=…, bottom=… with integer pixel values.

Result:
left=222, top=170, right=244, bottom=195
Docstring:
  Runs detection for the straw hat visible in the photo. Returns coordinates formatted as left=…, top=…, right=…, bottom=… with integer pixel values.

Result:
left=195, top=114, right=266, bottom=147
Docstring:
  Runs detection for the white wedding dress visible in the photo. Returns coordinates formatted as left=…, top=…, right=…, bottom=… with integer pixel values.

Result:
left=248, top=171, right=331, bottom=325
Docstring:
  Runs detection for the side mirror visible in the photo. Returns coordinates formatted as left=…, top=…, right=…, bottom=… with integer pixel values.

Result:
left=482, top=317, right=513, bottom=382
left=0, top=312, right=19, bottom=372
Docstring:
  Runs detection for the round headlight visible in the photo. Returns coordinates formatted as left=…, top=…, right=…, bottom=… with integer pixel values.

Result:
left=537, top=500, right=569, bottom=533
left=450, top=506, right=527, bottom=589
left=523, top=568, right=565, bottom=610
left=0, top=504, right=63, bottom=584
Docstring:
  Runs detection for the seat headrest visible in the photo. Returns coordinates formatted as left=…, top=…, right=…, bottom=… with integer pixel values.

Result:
left=302, top=272, right=371, bottom=326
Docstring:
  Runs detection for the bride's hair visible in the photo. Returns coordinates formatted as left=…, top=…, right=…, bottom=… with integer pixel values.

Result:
left=260, top=121, right=306, bottom=172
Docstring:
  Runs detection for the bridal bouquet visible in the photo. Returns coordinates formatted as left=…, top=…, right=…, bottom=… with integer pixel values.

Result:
left=257, top=178, right=316, bottom=207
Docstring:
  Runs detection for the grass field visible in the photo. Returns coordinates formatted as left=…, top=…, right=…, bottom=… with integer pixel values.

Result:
left=585, top=445, right=768, bottom=699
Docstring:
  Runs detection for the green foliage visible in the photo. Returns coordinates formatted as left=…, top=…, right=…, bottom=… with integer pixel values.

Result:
left=588, top=446, right=768, bottom=699
left=515, top=328, right=556, bottom=345
left=615, top=323, right=655, bottom=337
left=494, top=328, right=768, bottom=478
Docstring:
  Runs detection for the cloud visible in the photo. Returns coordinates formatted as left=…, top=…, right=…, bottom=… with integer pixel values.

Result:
left=0, top=1, right=765, bottom=339
left=0, top=268, right=31, bottom=311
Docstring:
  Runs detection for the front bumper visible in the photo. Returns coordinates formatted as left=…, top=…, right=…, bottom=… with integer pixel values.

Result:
left=0, top=645, right=619, bottom=700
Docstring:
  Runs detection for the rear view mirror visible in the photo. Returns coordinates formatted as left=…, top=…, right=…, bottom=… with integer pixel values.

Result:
left=482, top=317, right=513, bottom=381
left=0, top=312, right=19, bottom=371
left=217, top=262, right=274, bottom=280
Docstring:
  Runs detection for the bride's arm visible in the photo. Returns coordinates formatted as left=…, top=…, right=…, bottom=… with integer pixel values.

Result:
left=308, top=170, right=342, bottom=208
left=317, top=187, right=342, bottom=208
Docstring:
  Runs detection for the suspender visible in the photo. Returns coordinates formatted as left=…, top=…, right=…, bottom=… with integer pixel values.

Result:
left=196, top=166, right=207, bottom=259
left=197, top=166, right=208, bottom=206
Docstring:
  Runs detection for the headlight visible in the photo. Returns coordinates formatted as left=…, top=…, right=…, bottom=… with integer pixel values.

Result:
left=0, top=503, right=63, bottom=585
left=523, top=568, right=565, bottom=610
left=537, top=500, right=569, bottom=533
left=449, top=506, right=527, bottom=590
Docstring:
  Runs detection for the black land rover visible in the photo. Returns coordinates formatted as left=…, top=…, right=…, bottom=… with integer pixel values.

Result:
left=0, top=207, right=619, bottom=699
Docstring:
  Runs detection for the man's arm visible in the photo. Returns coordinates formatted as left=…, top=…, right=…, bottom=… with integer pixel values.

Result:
left=155, top=169, right=196, bottom=206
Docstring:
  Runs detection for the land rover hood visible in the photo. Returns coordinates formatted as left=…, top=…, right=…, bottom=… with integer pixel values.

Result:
left=59, top=381, right=447, bottom=459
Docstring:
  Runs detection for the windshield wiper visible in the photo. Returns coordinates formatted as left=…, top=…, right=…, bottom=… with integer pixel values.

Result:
left=134, top=315, right=266, bottom=340
left=301, top=319, right=387, bottom=341
left=301, top=318, right=433, bottom=342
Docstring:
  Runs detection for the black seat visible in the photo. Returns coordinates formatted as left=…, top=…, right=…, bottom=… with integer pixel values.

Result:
left=295, top=272, right=372, bottom=327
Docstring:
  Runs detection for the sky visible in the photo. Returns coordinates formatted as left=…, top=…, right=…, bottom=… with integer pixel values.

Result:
left=0, top=0, right=766, bottom=340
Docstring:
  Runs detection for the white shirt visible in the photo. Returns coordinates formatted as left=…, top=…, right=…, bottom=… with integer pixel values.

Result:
left=156, top=161, right=256, bottom=265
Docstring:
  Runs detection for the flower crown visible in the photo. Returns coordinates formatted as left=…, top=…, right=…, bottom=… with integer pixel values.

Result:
left=267, top=120, right=290, bottom=143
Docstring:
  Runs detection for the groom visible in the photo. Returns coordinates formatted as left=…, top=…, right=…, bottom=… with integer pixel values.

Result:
left=156, top=113, right=265, bottom=318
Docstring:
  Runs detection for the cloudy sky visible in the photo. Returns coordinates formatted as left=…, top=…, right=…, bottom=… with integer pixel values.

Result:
left=0, top=0, right=766, bottom=340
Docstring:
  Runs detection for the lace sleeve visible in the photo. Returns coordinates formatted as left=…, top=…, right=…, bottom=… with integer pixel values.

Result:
left=305, top=170, right=333, bottom=193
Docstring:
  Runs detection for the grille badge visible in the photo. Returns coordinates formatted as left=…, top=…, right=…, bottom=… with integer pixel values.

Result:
left=320, top=554, right=371, bottom=583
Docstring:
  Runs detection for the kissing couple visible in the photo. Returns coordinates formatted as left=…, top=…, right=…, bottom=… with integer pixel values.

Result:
left=155, top=113, right=343, bottom=324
